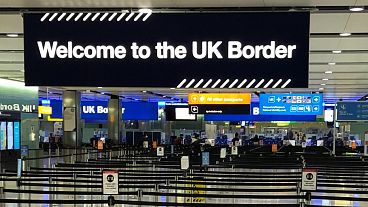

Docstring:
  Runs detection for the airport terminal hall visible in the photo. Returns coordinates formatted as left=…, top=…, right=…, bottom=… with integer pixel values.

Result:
left=2, top=0, right=368, bottom=206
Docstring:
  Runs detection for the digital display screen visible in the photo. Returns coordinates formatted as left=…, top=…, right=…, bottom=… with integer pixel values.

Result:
left=14, top=122, right=20, bottom=150
left=165, top=104, right=197, bottom=121
left=7, top=122, right=13, bottom=150
left=337, top=102, right=368, bottom=121
left=24, top=12, right=309, bottom=88
left=175, top=108, right=196, bottom=120
left=0, top=122, right=6, bottom=150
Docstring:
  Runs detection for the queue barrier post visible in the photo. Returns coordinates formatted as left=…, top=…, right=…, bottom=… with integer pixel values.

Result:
left=154, top=184, right=159, bottom=203
left=175, top=176, right=178, bottom=204
left=0, top=187, right=4, bottom=207
left=108, top=195, right=115, bottom=206
left=137, top=189, right=143, bottom=207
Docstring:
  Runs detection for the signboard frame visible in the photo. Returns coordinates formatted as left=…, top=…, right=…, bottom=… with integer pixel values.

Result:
left=24, top=12, right=310, bottom=88
left=102, top=170, right=119, bottom=195
left=301, top=168, right=317, bottom=191
left=336, top=101, right=368, bottom=121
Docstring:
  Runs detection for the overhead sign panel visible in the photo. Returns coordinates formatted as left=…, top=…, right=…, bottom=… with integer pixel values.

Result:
left=336, top=102, right=368, bottom=121
left=188, top=93, right=251, bottom=105
left=50, top=100, right=158, bottom=120
left=24, top=12, right=309, bottom=88
left=259, top=94, right=323, bottom=115
left=189, top=93, right=251, bottom=114
left=38, top=106, right=52, bottom=115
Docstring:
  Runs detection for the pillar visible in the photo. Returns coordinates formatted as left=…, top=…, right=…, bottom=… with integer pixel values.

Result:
left=63, top=90, right=82, bottom=148
left=108, top=95, right=121, bottom=145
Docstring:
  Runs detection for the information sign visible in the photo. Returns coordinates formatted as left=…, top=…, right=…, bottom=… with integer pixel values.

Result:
left=231, top=146, right=238, bottom=155
left=336, top=102, right=368, bottom=121
left=102, top=170, right=119, bottom=195
left=260, top=94, right=323, bottom=115
left=157, top=146, right=164, bottom=156
left=220, top=148, right=227, bottom=158
left=302, top=169, right=317, bottom=191
left=181, top=156, right=189, bottom=170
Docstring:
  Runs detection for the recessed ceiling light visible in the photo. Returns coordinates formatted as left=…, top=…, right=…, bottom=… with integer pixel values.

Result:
left=321, top=83, right=326, bottom=86
left=319, top=88, right=324, bottom=91
left=6, top=34, right=18, bottom=37
left=325, top=71, right=333, bottom=74
left=142, top=90, right=147, bottom=93
left=97, top=87, right=102, bottom=89
left=332, top=50, right=342, bottom=54
left=328, top=62, right=336, bottom=65
left=322, top=78, right=329, bottom=81
left=101, top=92, right=105, bottom=94
left=163, top=96, right=166, bottom=98
left=350, top=6, right=364, bottom=12
left=170, top=88, right=175, bottom=90
left=339, top=32, right=351, bottom=37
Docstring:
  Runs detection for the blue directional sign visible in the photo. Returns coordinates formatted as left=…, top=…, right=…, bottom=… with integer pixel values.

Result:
left=337, top=102, right=368, bottom=121
left=259, top=94, right=323, bottom=115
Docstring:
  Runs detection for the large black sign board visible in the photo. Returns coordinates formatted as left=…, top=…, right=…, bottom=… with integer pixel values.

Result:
left=24, top=12, right=310, bottom=88
left=189, top=104, right=250, bottom=115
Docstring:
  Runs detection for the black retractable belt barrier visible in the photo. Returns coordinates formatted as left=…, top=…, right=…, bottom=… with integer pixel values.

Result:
left=107, top=195, right=115, bottom=206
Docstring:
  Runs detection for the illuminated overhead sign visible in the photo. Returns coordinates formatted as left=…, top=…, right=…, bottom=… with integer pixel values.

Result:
left=49, top=100, right=158, bottom=120
left=188, top=93, right=251, bottom=114
left=336, top=102, right=368, bottom=121
left=24, top=12, right=309, bottom=88
left=259, top=94, right=323, bottom=115
left=188, top=93, right=251, bottom=105
left=38, top=106, right=52, bottom=115
left=204, top=103, right=317, bottom=121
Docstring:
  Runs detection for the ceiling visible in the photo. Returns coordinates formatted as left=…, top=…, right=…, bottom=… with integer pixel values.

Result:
left=0, top=1, right=368, bottom=103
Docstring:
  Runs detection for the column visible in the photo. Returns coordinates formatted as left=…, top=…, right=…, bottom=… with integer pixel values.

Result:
left=63, top=90, right=82, bottom=148
left=108, top=95, right=122, bottom=145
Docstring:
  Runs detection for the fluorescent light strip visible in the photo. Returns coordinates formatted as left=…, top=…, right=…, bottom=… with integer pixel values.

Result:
left=83, top=13, right=92, bottom=21
left=263, top=79, right=274, bottom=88
left=91, top=13, right=100, bottom=21
left=228, top=79, right=239, bottom=88
left=194, top=79, right=204, bottom=88
left=281, top=79, right=291, bottom=88
left=185, top=79, right=195, bottom=88
left=66, top=13, right=75, bottom=21
left=108, top=13, right=118, bottom=21
left=57, top=13, right=66, bottom=21
left=272, top=79, right=283, bottom=88
left=202, top=79, right=212, bottom=88
left=74, top=13, right=83, bottom=21
left=176, top=79, right=187, bottom=88
left=49, top=13, right=58, bottom=22
left=125, top=12, right=135, bottom=21
left=254, top=79, right=265, bottom=88
left=237, top=79, right=247, bottom=88
left=100, top=13, right=109, bottom=21
left=211, top=79, right=221, bottom=88
left=41, top=13, right=50, bottom=22
left=246, top=79, right=256, bottom=88
left=117, top=13, right=127, bottom=21
left=134, top=12, right=144, bottom=21
left=220, top=79, right=230, bottom=88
